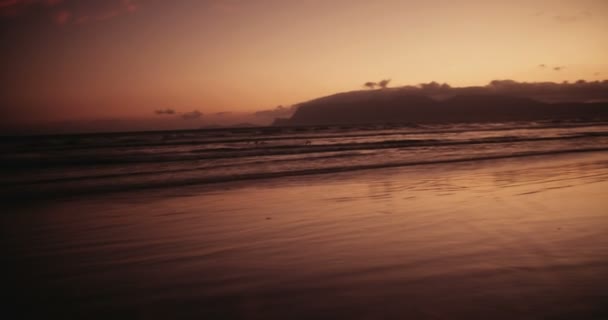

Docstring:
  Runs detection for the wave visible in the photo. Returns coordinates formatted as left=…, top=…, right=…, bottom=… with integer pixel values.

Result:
left=4, top=120, right=608, bottom=153
left=2, top=132, right=607, bottom=169
left=3, top=151, right=369, bottom=187
left=3, top=120, right=608, bottom=200
left=3, top=147, right=608, bottom=201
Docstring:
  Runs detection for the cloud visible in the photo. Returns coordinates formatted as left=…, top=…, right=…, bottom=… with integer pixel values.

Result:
left=68, top=0, right=139, bottom=25
left=0, top=0, right=62, bottom=9
left=385, top=79, right=608, bottom=102
left=537, top=64, right=565, bottom=72
left=378, top=79, right=391, bottom=89
left=363, top=81, right=377, bottom=89
left=52, top=8, right=69, bottom=24
left=208, top=0, right=245, bottom=13
left=181, top=110, right=202, bottom=120
left=154, top=108, right=204, bottom=120
left=554, top=15, right=579, bottom=23
left=0, top=0, right=62, bottom=17
left=154, top=108, right=175, bottom=115
left=254, top=105, right=297, bottom=118
left=483, top=79, right=608, bottom=102
left=418, top=81, right=452, bottom=92
left=554, top=11, right=592, bottom=24
left=0, top=0, right=139, bottom=24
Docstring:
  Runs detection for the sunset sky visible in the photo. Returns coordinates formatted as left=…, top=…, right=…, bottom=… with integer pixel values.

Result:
left=1, top=0, right=607, bottom=131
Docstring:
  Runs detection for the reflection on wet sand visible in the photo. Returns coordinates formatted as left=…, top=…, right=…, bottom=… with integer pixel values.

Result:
left=4, top=152, right=608, bottom=319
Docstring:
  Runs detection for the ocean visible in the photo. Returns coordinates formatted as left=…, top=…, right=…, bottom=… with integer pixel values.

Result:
left=3, top=120, right=608, bottom=198
left=3, top=120, right=608, bottom=319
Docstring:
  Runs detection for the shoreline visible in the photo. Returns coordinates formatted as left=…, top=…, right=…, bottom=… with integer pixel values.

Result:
left=4, top=150, right=608, bottom=319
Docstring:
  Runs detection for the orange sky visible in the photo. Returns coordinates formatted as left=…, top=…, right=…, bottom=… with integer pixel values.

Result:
left=1, top=0, right=607, bottom=130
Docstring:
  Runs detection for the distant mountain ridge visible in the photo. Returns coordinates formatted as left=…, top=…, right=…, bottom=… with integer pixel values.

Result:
left=273, top=89, right=608, bottom=126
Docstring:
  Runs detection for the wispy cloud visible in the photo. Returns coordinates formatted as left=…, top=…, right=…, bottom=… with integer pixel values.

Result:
left=154, top=108, right=203, bottom=120
left=533, top=11, right=544, bottom=17
left=0, top=0, right=61, bottom=9
left=554, top=11, right=592, bottom=24
left=537, top=64, right=565, bottom=71
left=73, top=0, right=138, bottom=25
left=0, top=0, right=62, bottom=17
left=208, top=0, right=245, bottom=13
left=181, top=110, right=203, bottom=120
left=154, top=108, right=176, bottom=115
left=0, top=0, right=140, bottom=24
left=52, top=8, right=69, bottom=24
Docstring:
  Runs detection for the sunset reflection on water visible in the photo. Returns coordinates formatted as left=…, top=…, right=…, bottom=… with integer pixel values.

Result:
left=4, top=152, right=608, bottom=319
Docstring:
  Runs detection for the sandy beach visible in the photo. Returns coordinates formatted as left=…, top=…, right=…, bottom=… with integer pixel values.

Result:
left=4, top=151, right=608, bottom=319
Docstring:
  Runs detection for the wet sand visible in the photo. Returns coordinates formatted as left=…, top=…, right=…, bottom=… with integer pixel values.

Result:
left=4, top=152, right=608, bottom=319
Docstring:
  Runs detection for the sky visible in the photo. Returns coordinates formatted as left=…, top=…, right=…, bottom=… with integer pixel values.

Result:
left=1, top=0, right=607, bottom=132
